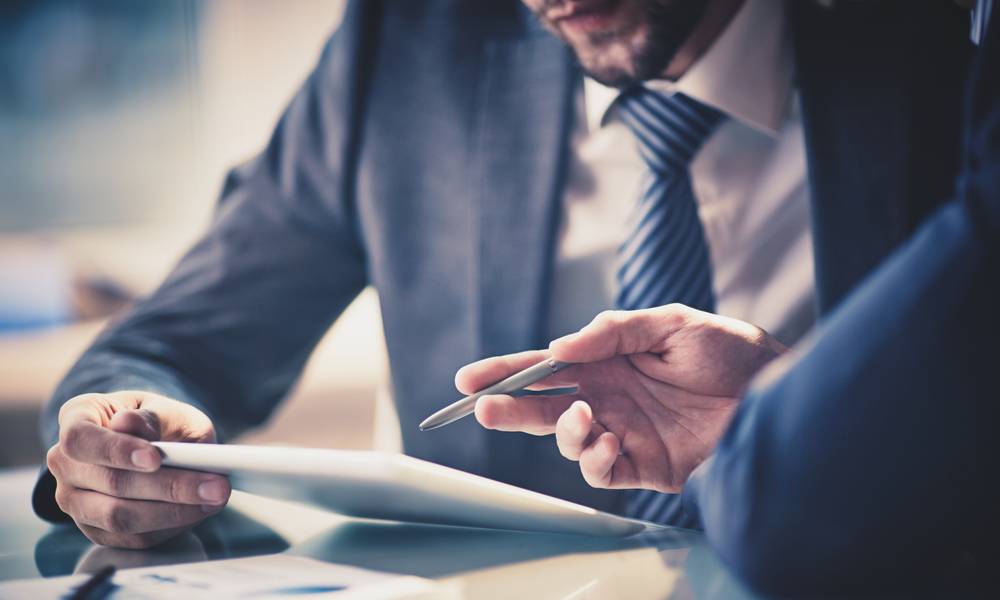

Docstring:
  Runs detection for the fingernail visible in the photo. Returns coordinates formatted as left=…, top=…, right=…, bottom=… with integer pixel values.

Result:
left=131, top=449, right=158, bottom=470
left=198, top=480, right=228, bottom=504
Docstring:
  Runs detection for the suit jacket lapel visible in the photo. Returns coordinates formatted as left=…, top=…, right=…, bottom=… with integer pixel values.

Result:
left=472, top=33, right=578, bottom=360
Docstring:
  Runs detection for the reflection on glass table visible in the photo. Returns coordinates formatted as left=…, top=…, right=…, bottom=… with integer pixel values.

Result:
left=1, top=467, right=759, bottom=599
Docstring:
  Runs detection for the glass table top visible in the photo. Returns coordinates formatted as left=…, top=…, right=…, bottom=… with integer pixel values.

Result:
left=0, top=467, right=759, bottom=599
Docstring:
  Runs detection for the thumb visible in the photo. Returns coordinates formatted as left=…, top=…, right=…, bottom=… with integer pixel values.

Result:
left=138, top=394, right=217, bottom=443
left=549, top=306, right=690, bottom=362
left=108, top=408, right=162, bottom=442
left=104, top=392, right=216, bottom=443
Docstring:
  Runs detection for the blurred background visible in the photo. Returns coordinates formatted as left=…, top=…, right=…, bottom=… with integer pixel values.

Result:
left=0, top=0, right=388, bottom=467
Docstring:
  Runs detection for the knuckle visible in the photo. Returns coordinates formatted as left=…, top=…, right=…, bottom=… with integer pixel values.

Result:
left=105, top=435, right=127, bottom=466
left=46, top=445, right=64, bottom=475
left=587, top=473, right=610, bottom=489
left=594, top=310, right=621, bottom=327
left=579, top=455, right=608, bottom=488
left=105, top=501, right=134, bottom=533
left=664, top=302, right=689, bottom=314
left=58, top=394, right=92, bottom=419
left=59, top=424, right=86, bottom=459
left=53, top=483, right=72, bottom=513
left=580, top=467, right=600, bottom=488
left=105, top=468, right=129, bottom=496
left=166, top=475, right=187, bottom=504
left=556, top=437, right=580, bottom=461
left=663, top=302, right=691, bottom=324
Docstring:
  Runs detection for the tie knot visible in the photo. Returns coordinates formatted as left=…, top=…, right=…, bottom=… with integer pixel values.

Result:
left=616, top=87, right=725, bottom=172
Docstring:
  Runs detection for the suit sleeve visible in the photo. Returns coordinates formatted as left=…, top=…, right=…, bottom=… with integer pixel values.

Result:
left=33, top=0, right=380, bottom=522
left=681, top=15, right=999, bottom=595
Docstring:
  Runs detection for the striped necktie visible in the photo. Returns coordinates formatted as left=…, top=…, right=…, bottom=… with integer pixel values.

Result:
left=615, top=87, right=724, bottom=527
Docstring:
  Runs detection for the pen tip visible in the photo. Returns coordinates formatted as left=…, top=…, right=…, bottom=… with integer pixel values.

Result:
left=419, top=418, right=444, bottom=431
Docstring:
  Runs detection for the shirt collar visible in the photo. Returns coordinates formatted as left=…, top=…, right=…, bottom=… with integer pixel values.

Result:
left=584, top=0, right=792, bottom=137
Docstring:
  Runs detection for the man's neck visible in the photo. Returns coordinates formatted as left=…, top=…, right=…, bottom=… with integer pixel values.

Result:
left=661, top=0, right=746, bottom=81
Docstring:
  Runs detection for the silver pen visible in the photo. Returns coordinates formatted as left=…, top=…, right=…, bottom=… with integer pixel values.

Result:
left=419, top=358, right=572, bottom=431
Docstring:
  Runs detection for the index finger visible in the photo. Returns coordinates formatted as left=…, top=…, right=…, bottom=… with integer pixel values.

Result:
left=59, top=407, right=160, bottom=472
left=455, top=350, right=579, bottom=395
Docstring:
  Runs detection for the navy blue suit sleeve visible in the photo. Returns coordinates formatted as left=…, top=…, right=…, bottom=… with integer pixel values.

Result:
left=33, top=1, right=378, bottom=522
left=682, top=15, right=999, bottom=595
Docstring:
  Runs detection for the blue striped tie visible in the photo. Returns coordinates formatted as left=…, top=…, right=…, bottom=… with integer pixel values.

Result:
left=615, top=87, right=724, bottom=527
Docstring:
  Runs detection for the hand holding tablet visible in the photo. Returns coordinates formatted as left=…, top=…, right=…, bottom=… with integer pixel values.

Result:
left=153, top=441, right=655, bottom=537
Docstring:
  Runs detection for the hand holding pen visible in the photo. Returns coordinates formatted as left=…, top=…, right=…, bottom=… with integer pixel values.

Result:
left=433, top=305, right=785, bottom=493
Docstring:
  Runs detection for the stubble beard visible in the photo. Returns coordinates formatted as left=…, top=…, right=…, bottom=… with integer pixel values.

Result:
left=538, top=0, right=708, bottom=88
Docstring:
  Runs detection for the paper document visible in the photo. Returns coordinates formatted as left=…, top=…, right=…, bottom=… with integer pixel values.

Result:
left=0, top=554, right=439, bottom=599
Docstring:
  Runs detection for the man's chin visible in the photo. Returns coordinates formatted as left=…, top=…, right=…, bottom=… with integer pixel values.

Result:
left=566, top=28, right=650, bottom=88
left=582, top=65, right=637, bottom=88
left=575, top=51, right=641, bottom=88
left=544, top=0, right=708, bottom=88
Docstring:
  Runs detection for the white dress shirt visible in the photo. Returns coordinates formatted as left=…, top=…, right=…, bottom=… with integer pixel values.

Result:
left=545, top=0, right=816, bottom=345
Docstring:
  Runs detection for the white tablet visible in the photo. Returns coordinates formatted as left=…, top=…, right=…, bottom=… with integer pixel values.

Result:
left=153, top=442, right=656, bottom=537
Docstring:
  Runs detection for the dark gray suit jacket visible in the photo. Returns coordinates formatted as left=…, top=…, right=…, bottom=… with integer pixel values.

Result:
left=34, top=0, right=972, bottom=522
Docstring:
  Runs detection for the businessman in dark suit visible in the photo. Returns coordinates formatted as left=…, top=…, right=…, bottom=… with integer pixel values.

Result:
left=459, top=4, right=996, bottom=593
left=34, top=0, right=972, bottom=548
